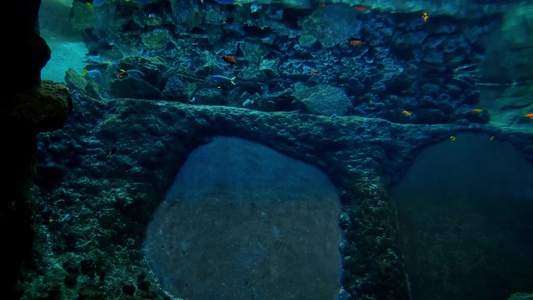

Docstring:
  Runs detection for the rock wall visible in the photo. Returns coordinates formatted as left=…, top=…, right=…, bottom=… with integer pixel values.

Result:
left=0, top=0, right=71, bottom=298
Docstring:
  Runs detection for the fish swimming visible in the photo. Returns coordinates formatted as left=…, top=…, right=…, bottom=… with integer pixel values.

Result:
left=215, top=0, right=240, bottom=4
left=525, top=114, right=533, bottom=119
left=92, top=0, right=149, bottom=6
left=108, top=146, right=117, bottom=156
left=422, top=12, right=428, bottom=22
left=349, top=40, right=366, bottom=47
left=209, top=75, right=236, bottom=85
left=81, top=67, right=102, bottom=83
left=86, top=70, right=103, bottom=83
left=125, top=69, right=145, bottom=77
left=353, top=4, right=371, bottom=11
left=117, top=69, right=145, bottom=79
left=402, top=110, right=412, bottom=116
left=222, top=55, right=237, bottom=64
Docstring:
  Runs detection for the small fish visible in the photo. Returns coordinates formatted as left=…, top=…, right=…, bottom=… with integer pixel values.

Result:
left=125, top=69, right=145, bottom=77
left=353, top=4, right=371, bottom=11
left=107, top=146, right=117, bottom=156
left=490, top=136, right=496, bottom=141
left=318, top=2, right=325, bottom=7
left=471, top=109, right=483, bottom=112
left=117, top=69, right=145, bottom=79
left=215, top=0, right=241, bottom=5
left=107, top=60, right=112, bottom=68
left=93, top=0, right=149, bottom=5
left=449, top=136, right=456, bottom=141
left=222, top=55, right=237, bottom=64
left=209, top=75, right=236, bottom=85
left=525, top=114, right=533, bottom=119
left=349, top=40, right=366, bottom=47
left=82, top=67, right=102, bottom=83
left=422, top=12, right=428, bottom=22
left=310, top=69, right=318, bottom=75
left=402, top=110, right=412, bottom=116
left=59, top=214, right=71, bottom=223
left=117, top=69, right=128, bottom=79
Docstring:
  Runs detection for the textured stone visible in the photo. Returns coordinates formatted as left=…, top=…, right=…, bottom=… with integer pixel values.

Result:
left=145, top=136, right=342, bottom=300
left=293, top=83, right=351, bottom=116
left=2, top=80, right=72, bottom=132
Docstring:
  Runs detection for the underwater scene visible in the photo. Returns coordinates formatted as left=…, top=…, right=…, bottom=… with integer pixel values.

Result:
left=10, top=0, right=533, bottom=298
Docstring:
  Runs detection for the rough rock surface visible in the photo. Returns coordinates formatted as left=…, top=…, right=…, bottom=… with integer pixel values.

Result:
left=145, top=137, right=342, bottom=300
left=26, top=92, right=533, bottom=299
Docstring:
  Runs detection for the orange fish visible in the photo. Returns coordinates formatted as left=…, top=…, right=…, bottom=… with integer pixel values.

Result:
left=402, top=110, right=412, bottom=116
left=353, top=4, right=371, bottom=11
left=222, top=55, right=237, bottom=64
left=472, top=109, right=483, bottom=112
left=117, top=70, right=127, bottom=79
left=422, top=12, right=428, bottom=22
left=318, top=2, right=325, bottom=7
left=310, top=69, right=318, bottom=75
left=525, top=114, right=533, bottom=119
left=349, top=40, right=366, bottom=47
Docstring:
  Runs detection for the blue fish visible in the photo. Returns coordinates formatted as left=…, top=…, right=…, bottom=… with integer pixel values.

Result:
left=125, top=69, right=145, bottom=77
left=86, top=70, right=103, bottom=82
left=92, top=0, right=149, bottom=6
left=209, top=75, right=235, bottom=85
left=82, top=67, right=103, bottom=83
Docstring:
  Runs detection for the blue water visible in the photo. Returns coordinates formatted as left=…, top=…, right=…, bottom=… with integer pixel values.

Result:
left=31, top=0, right=533, bottom=299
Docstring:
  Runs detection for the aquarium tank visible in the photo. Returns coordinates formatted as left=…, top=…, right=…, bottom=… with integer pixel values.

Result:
left=1, top=0, right=532, bottom=299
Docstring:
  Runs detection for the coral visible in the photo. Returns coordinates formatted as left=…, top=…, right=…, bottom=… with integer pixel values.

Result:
left=299, top=4, right=363, bottom=48
left=141, top=28, right=169, bottom=49
left=259, top=58, right=280, bottom=76
left=239, top=42, right=270, bottom=65
left=292, top=83, right=351, bottom=116
left=184, top=8, right=203, bottom=31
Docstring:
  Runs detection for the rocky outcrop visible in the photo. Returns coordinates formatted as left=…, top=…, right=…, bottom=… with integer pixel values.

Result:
left=0, top=1, right=72, bottom=298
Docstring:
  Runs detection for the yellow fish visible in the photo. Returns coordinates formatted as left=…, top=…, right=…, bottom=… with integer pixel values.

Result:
left=449, top=136, right=456, bottom=141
